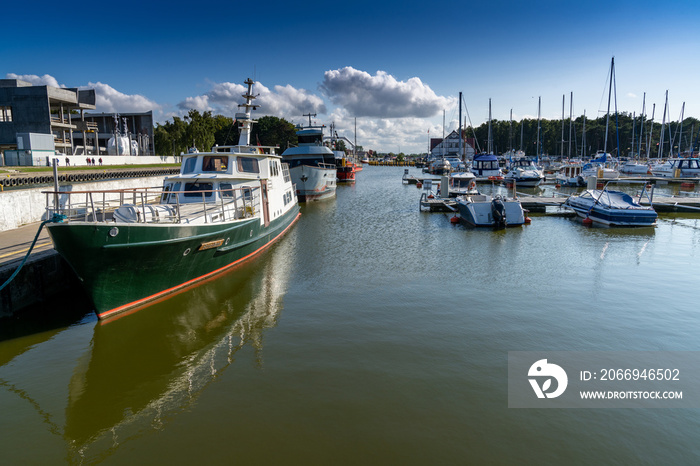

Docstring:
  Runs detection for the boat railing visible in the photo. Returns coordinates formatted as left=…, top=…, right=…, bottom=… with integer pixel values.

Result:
left=43, top=185, right=261, bottom=225
left=597, top=180, right=655, bottom=208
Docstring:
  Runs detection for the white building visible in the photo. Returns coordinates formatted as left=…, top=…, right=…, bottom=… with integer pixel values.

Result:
left=429, top=130, right=475, bottom=160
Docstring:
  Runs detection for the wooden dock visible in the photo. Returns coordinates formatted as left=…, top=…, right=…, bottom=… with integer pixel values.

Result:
left=403, top=175, right=441, bottom=185
left=419, top=195, right=458, bottom=212
left=515, top=195, right=700, bottom=213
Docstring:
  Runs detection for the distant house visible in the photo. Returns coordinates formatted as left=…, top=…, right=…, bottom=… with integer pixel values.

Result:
left=430, top=130, right=475, bottom=160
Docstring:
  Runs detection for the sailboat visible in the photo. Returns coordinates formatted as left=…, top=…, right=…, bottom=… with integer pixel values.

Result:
left=471, top=99, right=504, bottom=180
left=581, top=57, right=620, bottom=182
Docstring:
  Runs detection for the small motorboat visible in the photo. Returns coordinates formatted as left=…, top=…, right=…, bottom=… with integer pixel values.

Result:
left=564, top=181, right=657, bottom=227
left=455, top=193, right=526, bottom=228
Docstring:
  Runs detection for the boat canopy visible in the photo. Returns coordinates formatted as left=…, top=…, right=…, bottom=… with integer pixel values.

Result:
left=582, top=189, right=648, bottom=209
left=474, top=154, right=498, bottom=162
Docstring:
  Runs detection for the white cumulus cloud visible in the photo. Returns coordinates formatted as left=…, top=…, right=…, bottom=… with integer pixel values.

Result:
left=320, top=67, right=456, bottom=119
left=6, top=73, right=64, bottom=88
left=178, top=81, right=326, bottom=119
left=88, top=82, right=160, bottom=113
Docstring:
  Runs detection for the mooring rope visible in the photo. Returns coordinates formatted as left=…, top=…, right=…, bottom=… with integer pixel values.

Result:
left=0, top=214, right=66, bottom=292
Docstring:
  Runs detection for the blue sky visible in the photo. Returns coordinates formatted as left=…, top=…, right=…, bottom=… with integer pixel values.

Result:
left=4, top=0, right=700, bottom=153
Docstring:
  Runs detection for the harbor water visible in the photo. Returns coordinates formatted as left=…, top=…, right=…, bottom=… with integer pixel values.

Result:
left=2, top=166, right=700, bottom=464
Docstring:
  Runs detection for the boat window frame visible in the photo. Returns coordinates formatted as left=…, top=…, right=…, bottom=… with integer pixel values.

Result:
left=184, top=181, right=214, bottom=198
left=220, top=182, right=235, bottom=198
left=202, top=155, right=229, bottom=172
left=237, top=156, right=260, bottom=174
left=182, top=157, right=197, bottom=174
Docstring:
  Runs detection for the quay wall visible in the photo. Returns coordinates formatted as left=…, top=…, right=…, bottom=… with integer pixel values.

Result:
left=0, top=172, right=176, bottom=231
left=1, top=174, right=173, bottom=317
left=0, top=251, right=83, bottom=318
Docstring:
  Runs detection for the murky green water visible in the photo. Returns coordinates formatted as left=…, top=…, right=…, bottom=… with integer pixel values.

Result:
left=2, top=166, right=700, bottom=464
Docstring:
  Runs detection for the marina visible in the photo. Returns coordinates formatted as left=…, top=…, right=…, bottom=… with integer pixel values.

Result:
left=2, top=165, right=700, bottom=464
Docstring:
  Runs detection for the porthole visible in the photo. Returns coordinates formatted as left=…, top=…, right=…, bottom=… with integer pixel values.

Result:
left=225, top=237, right=230, bottom=245
left=183, top=248, right=191, bottom=256
left=109, top=227, right=119, bottom=237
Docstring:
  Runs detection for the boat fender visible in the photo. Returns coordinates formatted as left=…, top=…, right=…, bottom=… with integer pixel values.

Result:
left=427, top=194, right=434, bottom=199
left=450, top=215, right=460, bottom=224
left=583, top=217, right=593, bottom=226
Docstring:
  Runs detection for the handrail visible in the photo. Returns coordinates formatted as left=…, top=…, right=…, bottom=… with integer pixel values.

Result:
left=42, top=185, right=261, bottom=225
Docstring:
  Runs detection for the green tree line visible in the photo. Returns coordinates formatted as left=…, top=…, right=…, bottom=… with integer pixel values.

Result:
left=154, top=110, right=298, bottom=156
left=467, top=114, right=700, bottom=158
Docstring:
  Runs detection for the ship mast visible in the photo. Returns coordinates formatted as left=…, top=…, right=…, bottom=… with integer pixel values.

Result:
left=236, top=78, right=258, bottom=146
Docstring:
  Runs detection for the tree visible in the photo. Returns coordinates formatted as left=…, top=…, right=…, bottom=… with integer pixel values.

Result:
left=183, top=110, right=215, bottom=152
left=251, top=116, right=297, bottom=149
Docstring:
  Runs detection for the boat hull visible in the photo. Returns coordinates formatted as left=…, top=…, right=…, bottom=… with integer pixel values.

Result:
left=456, top=197, right=525, bottom=228
left=289, top=164, right=336, bottom=202
left=565, top=196, right=656, bottom=227
left=505, top=176, right=543, bottom=187
left=47, top=206, right=301, bottom=320
left=337, top=166, right=356, bottom=182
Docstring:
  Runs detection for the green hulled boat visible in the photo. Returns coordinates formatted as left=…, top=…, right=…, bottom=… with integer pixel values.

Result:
left=46, top=79, right=300, bottom=320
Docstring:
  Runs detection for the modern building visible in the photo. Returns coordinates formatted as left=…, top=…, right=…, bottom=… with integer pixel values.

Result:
left=0, top=78, right=96, bottom=159
left=0, top=79, right=154, bottom=164
left=73, top=111, right=154, bottom=156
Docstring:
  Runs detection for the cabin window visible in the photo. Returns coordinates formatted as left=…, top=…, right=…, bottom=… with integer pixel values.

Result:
left=298, top=134, right=320, bottom=144
left=182, top=157, right=197, bottom=174
left=169, top=182, right=181, bottom=202
left=161, top=185, right=171, bottom=202
left=220, top=182, right=234, bottom=198
left=184, top=182, right=213, bottom=198
left=203, top=156, right=228, bottom=172
left=237, top=156, right=260, bottom=174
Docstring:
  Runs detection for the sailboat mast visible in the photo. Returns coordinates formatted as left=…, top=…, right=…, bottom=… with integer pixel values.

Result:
left=561, top=94, right=565, bottom=157
left=581, top=110, right=586, bottom=157
left=459, top=92, right=463, bottom=160
left=520, top=120, right=524, bottom=153
left=442, top=110, right=445, bottom=157
left=487, top=98, right=493, bottom=154
left=631, top=112, right=636, bottom=159
left=603, top=57, right=614, bottom=154
left=677, top=102, right=685, bottom=157
left=658, top=90, right=668, bottom=159
left=568, top=92, right=573, bottom=158
left=536, top=97, right=541, bottom=159
left=509, top=109, right=513, bottom=156
left=647, top=103, right=655, bottom=159
left=638, top=93, right=646, bottom=158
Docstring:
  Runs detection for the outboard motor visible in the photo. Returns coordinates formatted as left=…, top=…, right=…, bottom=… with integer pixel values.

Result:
left=491, top=197, right=507, bottom=229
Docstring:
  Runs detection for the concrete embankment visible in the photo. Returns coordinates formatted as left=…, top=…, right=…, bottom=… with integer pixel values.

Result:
left=0, top=168, right=177, bottom=317
left=0, top=168, right=178, bottom=231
